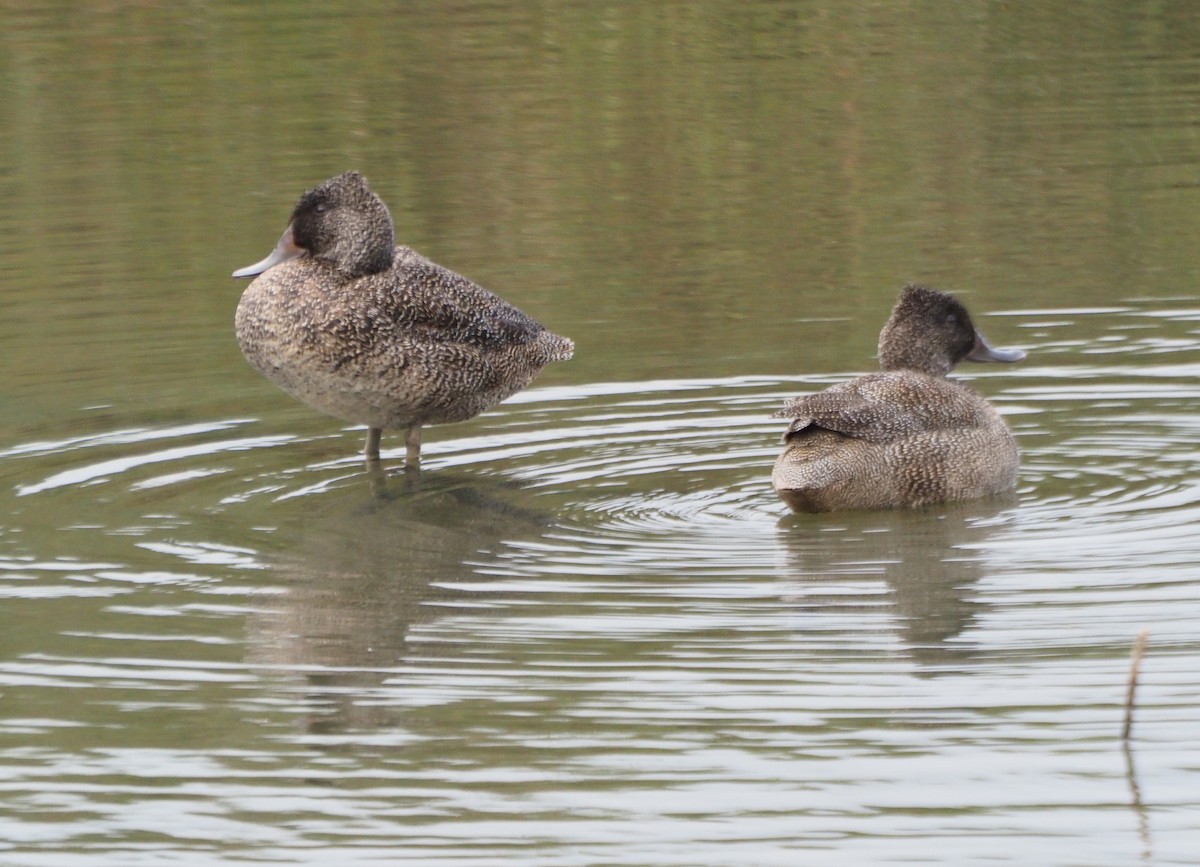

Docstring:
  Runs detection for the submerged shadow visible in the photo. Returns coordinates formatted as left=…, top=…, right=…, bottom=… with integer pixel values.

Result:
left=246, top=467, right=559, bottom=732
left=775, top=495, right=1016, bottom=670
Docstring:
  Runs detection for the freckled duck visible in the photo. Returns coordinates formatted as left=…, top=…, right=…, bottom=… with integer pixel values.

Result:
left=771, top=284, right=1025, bottom=513
left=233, top=171, right=574, bottom=466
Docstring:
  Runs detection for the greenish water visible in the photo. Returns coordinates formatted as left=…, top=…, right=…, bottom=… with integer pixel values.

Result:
left=2, top=3, right=1199, bottom=865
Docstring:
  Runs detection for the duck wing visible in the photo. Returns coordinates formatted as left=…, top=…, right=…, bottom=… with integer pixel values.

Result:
left=773, top=373, right=982, bottom=444
left=387, top=248, right=552, bottom=350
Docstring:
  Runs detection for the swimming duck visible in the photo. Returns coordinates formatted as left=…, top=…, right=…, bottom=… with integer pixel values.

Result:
left=233, top=171, right=574, bottom=465
left=771, top=284, right=1024, bottom=512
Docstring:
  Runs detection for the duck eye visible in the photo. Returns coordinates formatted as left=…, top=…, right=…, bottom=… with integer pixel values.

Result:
left=315, top=202, right=328, bottom=214
left=945, top=313, right=958, bottom=327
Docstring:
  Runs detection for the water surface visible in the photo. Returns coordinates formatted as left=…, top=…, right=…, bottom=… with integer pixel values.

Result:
left=2, top=3, right=1199, bottom=865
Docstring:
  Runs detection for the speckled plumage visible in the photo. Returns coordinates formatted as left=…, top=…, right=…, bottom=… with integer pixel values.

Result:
left=234, top=172, right=573, bottom=463
left=771, top=285, right=1024, bottom=513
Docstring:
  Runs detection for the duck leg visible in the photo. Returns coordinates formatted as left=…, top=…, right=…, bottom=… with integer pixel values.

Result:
left=364, top=427, right=382, bottom=462
left=405, top=424, right=422, bottom=467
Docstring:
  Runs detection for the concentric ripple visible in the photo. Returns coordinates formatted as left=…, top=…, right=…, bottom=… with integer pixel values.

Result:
left=9, top=364, right=1200, bottom=576
left=4, top=358, right=1200, bottom=865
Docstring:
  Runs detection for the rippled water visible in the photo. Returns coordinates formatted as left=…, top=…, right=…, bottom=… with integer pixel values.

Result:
left=4, top=1, right=1200, bottom=864
left=4, top=307, right=1200, bottom=864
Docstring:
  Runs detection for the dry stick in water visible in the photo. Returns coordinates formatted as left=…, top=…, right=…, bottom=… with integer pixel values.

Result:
left=1122, top=629, right=1150, bottom=741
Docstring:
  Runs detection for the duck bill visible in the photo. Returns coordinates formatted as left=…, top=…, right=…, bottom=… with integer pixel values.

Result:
left=232, top=224, right=304, bottom=278
left=966, top=330, right=1026, bottom=364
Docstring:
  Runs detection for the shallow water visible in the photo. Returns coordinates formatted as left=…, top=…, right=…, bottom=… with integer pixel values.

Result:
left=3, top=3, right=1200, bottom=865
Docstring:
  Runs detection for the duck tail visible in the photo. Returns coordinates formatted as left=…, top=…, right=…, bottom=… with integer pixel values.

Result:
left=545, top=333, right=575, bottom=362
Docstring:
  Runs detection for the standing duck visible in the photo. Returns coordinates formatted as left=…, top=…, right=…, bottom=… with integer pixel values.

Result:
left=771, top=284, right=1024, bottom=512
left=233, top=171, right=574, bottom=466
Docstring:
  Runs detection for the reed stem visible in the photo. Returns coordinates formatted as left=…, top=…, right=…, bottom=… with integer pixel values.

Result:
left=1122, top=629, right=1150, bottom=741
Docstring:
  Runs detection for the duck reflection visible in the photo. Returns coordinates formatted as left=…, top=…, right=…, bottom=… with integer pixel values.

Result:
left=776, top=495, right=1016, bottom=670
left=247, top=469, right=557, bottom=732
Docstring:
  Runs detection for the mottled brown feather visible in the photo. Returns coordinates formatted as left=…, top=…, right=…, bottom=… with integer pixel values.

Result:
left=234, top=173, right=573, bottom=457
left=771, top=285, right=1022, bottom=513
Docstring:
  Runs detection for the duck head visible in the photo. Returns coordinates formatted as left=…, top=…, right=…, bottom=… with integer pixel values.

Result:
left=233, top=171, right=396, bottom=279
left=878, top=284, right=1025, bottom=376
